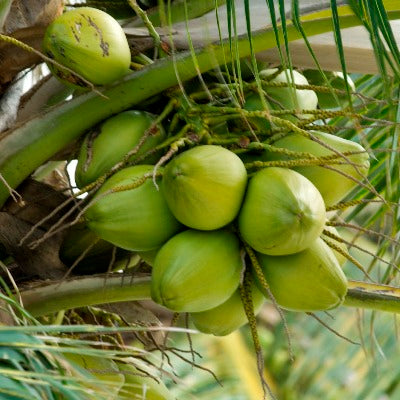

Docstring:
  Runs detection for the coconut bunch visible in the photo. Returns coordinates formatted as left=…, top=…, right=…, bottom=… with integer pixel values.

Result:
left=44, top=8, right=370, bottom=337
left=68, top=122, right=368, bottom=337
left=74, top=136, right=363, bottom=336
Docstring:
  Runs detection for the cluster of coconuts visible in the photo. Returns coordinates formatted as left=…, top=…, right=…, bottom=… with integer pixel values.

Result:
left=44, top=7, right=370, bottom=336
left=72, top=114, right=369, bottom=337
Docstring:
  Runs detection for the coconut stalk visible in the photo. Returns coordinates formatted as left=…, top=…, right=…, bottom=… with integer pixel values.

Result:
left=20, top=274, right=151, bottom=317
left=20, top=278, right=400, bottom=317
left=344, top=281, right=400, bottom=313
left=2, top=5, right=400, bottom=207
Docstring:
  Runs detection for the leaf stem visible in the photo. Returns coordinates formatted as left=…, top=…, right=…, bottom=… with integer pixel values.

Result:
left=126, top=0, right=161, bottom=49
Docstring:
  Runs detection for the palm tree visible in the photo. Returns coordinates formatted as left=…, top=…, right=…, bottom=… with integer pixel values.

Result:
left=0, top=1, right=400, bottom=398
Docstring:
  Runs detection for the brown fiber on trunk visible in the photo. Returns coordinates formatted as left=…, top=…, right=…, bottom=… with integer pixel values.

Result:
left=0, top=0, right=63, bottom=87
left=0, top=212, right=67, bottom=280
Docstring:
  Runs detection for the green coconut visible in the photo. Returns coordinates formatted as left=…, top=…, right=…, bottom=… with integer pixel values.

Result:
left=265, top=131, right=370, bottom=206
left=117, top=360, right=173, bottom=400
left=191, top=281, right=265, bottom=336
left=242, top=68, right=318, bottom=130
left=303, top=70, right=356, bottom=109
left=243, top=92, right=273, bottom=131
left=162, top=145, right=248, bottom=230
left=260, top=68, right=318, bottom=119
left=256, top=237, right=348, bottom=311
left=75, top=111, right=165, bottom=188
left=151, top=230, right=242, bottom=312
left=84, top=165, right=181, bottom=251
left=239, top=167, right=326, bottom=255
left=42, top=7, right=131, bottom=86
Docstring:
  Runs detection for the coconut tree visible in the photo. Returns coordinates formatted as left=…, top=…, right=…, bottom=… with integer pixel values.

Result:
left=0, top=0, right=400, bottom=398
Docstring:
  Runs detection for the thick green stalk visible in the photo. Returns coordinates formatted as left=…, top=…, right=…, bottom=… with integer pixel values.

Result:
left=21, top=277, right=400, bottom=317
left=343, top=280, right=400, bottom=313
left=21, top=275, right=151, bottom=317
left=1, top=7, right=400, bottom=207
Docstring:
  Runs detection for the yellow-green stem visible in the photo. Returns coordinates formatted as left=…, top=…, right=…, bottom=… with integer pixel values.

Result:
left=21, top=275, right=151, bottom=317
left=344, top=280, right=400, bottom=313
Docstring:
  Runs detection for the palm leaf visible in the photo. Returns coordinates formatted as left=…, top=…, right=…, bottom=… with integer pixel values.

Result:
left=0, top=285, right=179, bottom=400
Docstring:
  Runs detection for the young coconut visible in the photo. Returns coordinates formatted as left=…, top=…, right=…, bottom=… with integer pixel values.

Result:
left=238, top=167, right=326, bottom=256
left=117, top=360, right=173, bottom=400
left=75, top=111, right=166, bottom=188
left=260, top=68, right=318, bottom=119
left=243, top=92, right=273, bottom=131
left=42, top=7, right=131, bottom=87
left=264, top=131, right=370, bottom=207
left=302, top=70, right=356, bottom=109
left=84, top=165, right=182, bottom=251
left=162, top=145, right=248, bottom=230
left=191, top=281, right=265, bottom=336
left=256, top=237, right=348, bottom=311
left=151, top=230, right=242, bottom=312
